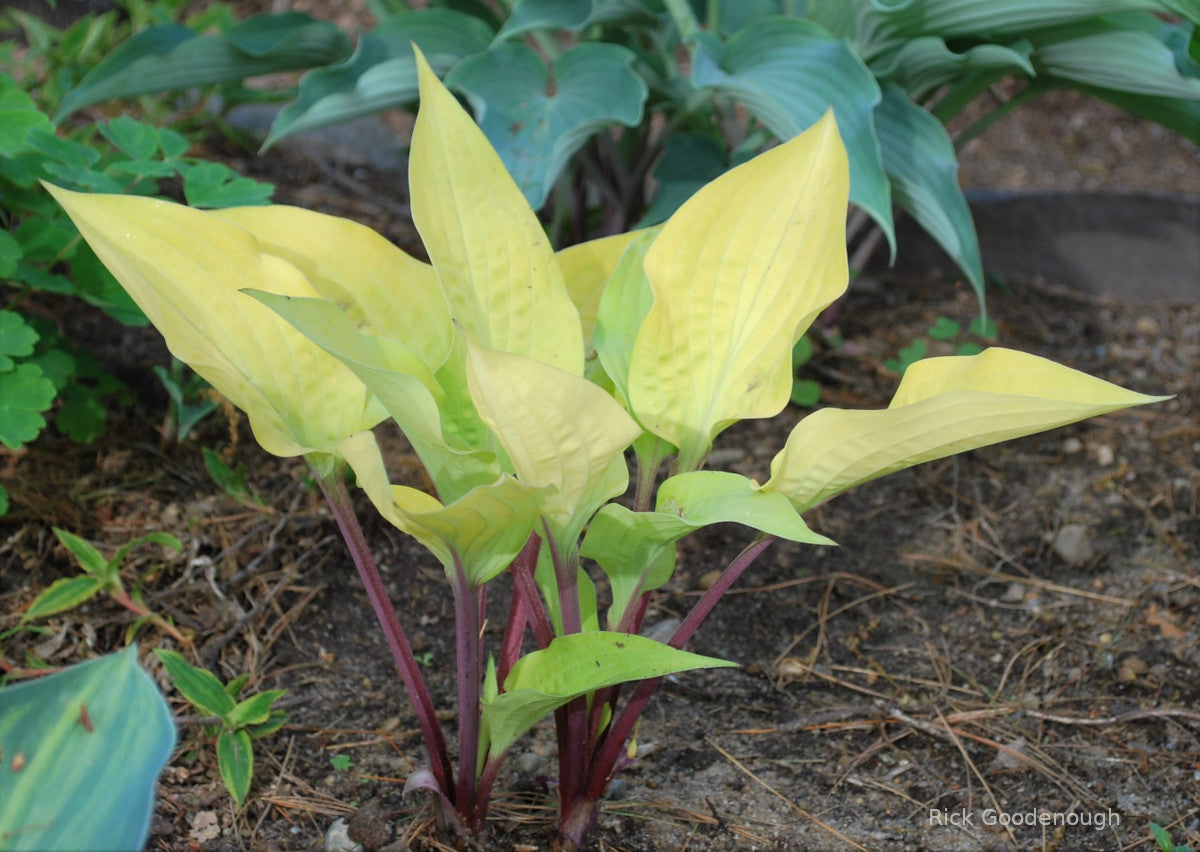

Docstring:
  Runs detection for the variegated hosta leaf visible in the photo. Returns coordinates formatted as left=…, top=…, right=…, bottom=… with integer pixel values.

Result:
left=466, top=341, right=642, bottom=545
left=340, top=431, right=550, bottom=586
left=764, top=348, right=1169, bottom=512
left=626, top=111, right=850, bottom=470
left=409, top=48, right=583, bottom=375
left=46, top=185, right=383, bottom=466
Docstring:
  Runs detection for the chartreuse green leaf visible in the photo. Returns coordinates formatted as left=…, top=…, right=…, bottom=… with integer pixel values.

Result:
left=0, top=648, right=175, bottom=852
left=247, top=290, right=500, bottom=502
left=214, top=205, right=451, bottom=366
left=593, top=229, right=658, bottom=409
left=626, top=111, right=849, bottom=471
left=583, top=471, right=834, bottom=627
left=764, top=348, right=1170, bottom=512
left=446, top=42, right=647, bottom=209
left=410, top=48, right=583, bottom=375
left=45, top=185, right=384, bottom=468
left=465, top=341, right=641, bottom=544
left=264, top=9, right=494, bottom=150
left=691, top=18, right=892, bottom=258
left=56, top=14, right=351, bottom=120
left=555, top=230, right=647, bottom=351
left=481, top=632, right=736, bottom=758
left=217, top=727, right=254, bottom=807
left=227, top=690, right=287, bottom=728
left=51, top=527, right=109, bottom=578
left=874, top=84, right=983, bottom=308
left=340, top=431, right=551, bottom=585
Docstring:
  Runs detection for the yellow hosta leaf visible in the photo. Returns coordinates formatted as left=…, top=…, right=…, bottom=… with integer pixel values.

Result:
left=340, top=432, right=549, bottom=585
left=764, top=348, right=1169, bottom=512
left=213, top=205, right=451, bottom=368
left=409, top=48, right=582, bottom=374
left=465, top=341, right=641, bottom=542
left=628, top=111, right=850, bottom=470
left=555, top=230, right=648, bottom=352
left=47, top=185, right=382, bottom=461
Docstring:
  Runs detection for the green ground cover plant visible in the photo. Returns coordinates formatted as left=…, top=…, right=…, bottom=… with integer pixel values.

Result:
left=0, top=52, right=273, bottom=513
left=45, top=48, right=1167, bottom=846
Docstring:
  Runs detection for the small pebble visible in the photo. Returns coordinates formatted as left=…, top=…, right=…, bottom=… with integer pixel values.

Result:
left=1135, top=316, right=1161, bottom=335
left=696, top=569, right=722, bottom=590
left=324, top=817, right=363, bottom=852
left=1052, top=524, right=1094, bottom=565
left=1062, top=436, right=1083, bottom=455
left=1093, top=444, right=1116, bottom=466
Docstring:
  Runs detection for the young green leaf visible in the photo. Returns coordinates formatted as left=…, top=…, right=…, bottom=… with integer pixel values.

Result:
left=0, top=311, right=39, bottom=370
left=51, top=527, right=110, bottom=579
left=217, top=727, right=254, bottom=807
left=20, top=575, right=104, bottom=622
left=481, top=632, right=737, bottom=758
left=227, top=690, right=287, bottom=729
left=155, top=649, right=236, bottom=721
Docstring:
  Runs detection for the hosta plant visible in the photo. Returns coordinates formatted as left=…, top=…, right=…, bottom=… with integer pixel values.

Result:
left=47, top=50, right=1165, bottom=847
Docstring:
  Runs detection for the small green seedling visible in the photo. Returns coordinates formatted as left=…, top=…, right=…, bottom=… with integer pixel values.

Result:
left=330, top=753, right=353, bottom=773
left=154, top=649, right=287, bottom=807
left=153, top=356, right=218, bottom=447
left=23, top=528, right=186, bottom=644
left=886, top=314, right=998, bottom=373
left=1152, top=822, right=1197, bottom=852
left=202, top=448, right=267, bottom=509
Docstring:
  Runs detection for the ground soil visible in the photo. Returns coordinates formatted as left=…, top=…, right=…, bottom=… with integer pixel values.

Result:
left=2, top=59, right=1199, bottom=852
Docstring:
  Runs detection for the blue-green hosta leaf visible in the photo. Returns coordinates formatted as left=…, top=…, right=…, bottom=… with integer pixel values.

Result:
left=637, top=132, right=730, bottom=227
left=481, top=632, right=736, bottom=758
left=56, top=15, right=352, bottom=120
left=875, top=84, right=983, bottom=307
left=496, top=0, right=592, bottom=40
left=870, top=36, right=1034, bottom=100
left=862, top=0, right=1166, bottom=39
left=264, top=10, right=494, bottom=149
left=1031, top=17, right=1200, bottom=100
left=582, top=471, right=834, bottom=626
left=691, top=18, right=894, bottom=257
left=446, top=41, right=647, bottom=208
left=0, top=648, right=175, bottom=852
left=0, top=363, right=56, bottom=450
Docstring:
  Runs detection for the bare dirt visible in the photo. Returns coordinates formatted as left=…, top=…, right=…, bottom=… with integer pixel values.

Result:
left=2, top=77, right=1199, bottom=852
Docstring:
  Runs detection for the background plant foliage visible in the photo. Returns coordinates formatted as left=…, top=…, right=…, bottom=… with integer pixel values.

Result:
left=56, top=0, right=1200, bottom=314
left=0, top=4, right=275, bottom=515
